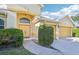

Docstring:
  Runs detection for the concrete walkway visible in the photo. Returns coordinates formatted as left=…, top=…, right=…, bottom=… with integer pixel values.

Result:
left=23, top=38, right=62, bottom=55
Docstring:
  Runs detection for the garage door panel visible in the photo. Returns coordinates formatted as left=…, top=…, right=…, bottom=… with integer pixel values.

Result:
left=59, top=27, right=72, bottom=38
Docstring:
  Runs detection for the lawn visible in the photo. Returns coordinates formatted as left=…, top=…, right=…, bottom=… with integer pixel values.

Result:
left=0, top=46, right=34, bottom=55
left=73, top=28, right=79, bottom=37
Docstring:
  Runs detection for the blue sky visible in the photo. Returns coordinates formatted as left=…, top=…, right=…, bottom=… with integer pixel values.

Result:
left=42, top=4, right=72, bottom=12
left=41, top=4, right=79, bottom=19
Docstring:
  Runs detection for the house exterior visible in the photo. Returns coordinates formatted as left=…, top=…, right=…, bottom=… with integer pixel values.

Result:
left=0, top=4, right=43, bottom=37
left=32, top=15, right=74, bottom=39
left=0, top=4, right=74, bottom=39
left=57, top=15, right=74, bottom=39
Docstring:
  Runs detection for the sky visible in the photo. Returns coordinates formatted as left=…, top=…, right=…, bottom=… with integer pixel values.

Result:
left=42, top=4, right=72, bottom=12
left=41, top=4, right=79, bottom=19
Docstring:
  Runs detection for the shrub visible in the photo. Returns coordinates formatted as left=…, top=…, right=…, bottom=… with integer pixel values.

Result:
left=73, top=28, right=79, bottom=37
left=0, top=28, right=23, bottom=47
left=38, top=24, right=54, bottom=47
left=72, top=32, right=76, bottom=37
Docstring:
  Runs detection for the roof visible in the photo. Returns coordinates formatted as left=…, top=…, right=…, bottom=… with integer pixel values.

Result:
left=56, top=15, right=75, bottom=27
left=37, top=16, right=59, bottom=23
left=71, top=16, right=79, bottom=27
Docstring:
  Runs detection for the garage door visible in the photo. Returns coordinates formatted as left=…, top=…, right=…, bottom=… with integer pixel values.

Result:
left=59, top=27, right=72, bottom=38
left=19, top=25, right=31, bottom=37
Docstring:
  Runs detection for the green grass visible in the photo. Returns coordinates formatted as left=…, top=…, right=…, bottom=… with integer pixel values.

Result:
left=73, top=28, right=79, bottom=37
left=0, top=46, right=34, bottom=55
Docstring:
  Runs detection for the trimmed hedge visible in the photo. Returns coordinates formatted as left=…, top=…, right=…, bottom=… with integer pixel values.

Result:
left=38, top=24, right=54, bottom=47
left=0, top=28, right=23, bottom=47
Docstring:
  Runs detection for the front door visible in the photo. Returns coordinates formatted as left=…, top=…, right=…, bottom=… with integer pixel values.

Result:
left=19, top=17, right=31, bottom=37
left=19, top=25, right=31, bottom=37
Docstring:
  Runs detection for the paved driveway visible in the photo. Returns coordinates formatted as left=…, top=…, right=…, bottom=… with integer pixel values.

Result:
left=23, top=38, right=62, bottom=55
left=51, top=37, right=79, bottom=55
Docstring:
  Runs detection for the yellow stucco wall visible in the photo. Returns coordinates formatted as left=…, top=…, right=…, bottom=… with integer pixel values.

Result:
left=16, top=12, right=34, bottom=37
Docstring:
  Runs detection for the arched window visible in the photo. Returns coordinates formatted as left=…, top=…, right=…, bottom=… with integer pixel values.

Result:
left=20, top=18, right=30, bottom=24
left=0, top=19, right=4, bottom=29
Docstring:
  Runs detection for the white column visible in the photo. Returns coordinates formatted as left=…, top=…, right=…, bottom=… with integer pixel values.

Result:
left=6, top=11, right=17, bottom=28
left=56, top=25, right=59, bottom=40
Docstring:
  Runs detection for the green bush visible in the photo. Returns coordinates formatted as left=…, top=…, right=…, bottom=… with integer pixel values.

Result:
left=38, top=24, right=54, bottom=47
left=72, top=28, right=79, bottom=37
left=0, top=28, right=23, bottom=47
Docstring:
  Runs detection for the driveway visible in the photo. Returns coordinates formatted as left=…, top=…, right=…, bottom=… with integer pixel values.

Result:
left=23, top=38, right=62, bottom=55
left=51, top=37, right=79, bottom=55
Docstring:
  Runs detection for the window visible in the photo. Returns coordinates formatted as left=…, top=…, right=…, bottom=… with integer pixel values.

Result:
left=0, top=19, right=4, bottom=29
left=20, top=18, right=30, bottom=24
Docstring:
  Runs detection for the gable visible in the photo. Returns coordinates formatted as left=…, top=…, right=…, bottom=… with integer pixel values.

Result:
left=59, top=16, right=73, bottom=27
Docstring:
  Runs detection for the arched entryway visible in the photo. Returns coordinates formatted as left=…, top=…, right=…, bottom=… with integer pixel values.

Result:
left=19, top=17, right=31, bottom=37
left=0, top=19, right=4, bottom=29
